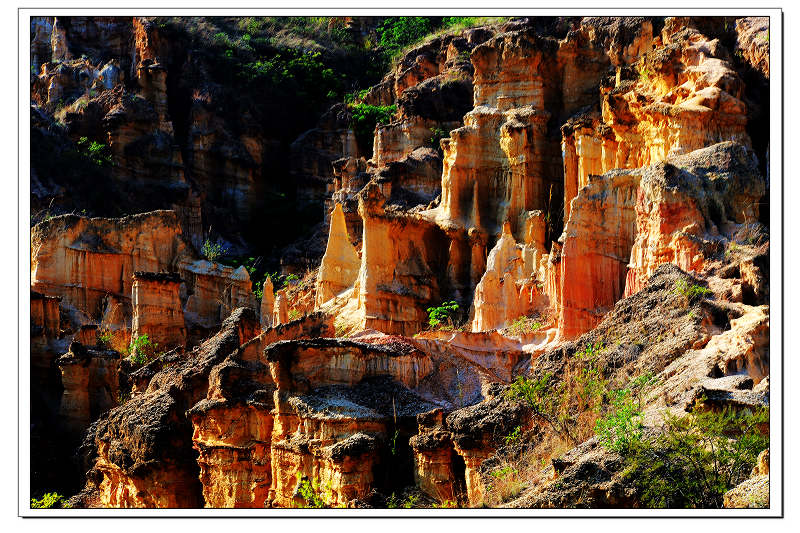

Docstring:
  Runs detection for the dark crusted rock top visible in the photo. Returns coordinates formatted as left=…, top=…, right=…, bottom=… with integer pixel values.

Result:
left=446, top=383, right=530, bottom=451
left=327, top=432, right=379, bottom=462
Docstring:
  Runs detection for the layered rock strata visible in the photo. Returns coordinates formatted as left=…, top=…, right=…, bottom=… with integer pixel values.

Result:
left=131, top=271, right=186, bottom=351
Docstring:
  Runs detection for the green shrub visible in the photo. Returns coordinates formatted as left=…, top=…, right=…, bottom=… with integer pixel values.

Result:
left=31, top=492, right=67, bottom=509
left=295, top=476, right=327, bottom=508
left=429, top=127, right=448, bottom=150
left=201, top=238, right=225, bottom=262
left=622, top=406, right=769, bottom=508
left=507, top=373, right=578, bottom=444
left=377, top=17, right=435, bottom=58
left=426, top=300, right=459, bottom=329
left=129, top=334, right=159, bottom=366
left=595, top=388, right=644, bottom=453
left=504, top=425, right=523, bottom=445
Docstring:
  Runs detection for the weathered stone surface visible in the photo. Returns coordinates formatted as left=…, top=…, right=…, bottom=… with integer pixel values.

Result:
left=557, top=169, right=640, bottom=339
left=624, top=142, right=765, bottom=297
left=316, top=204, right=361, bottom=309
left=57, top=342, right=120, bottom=438
left=31, top=211, right=189, bottom=322
left=131, top=271, right=186, bottom=351
left=735, top=17, right=770, bottom=79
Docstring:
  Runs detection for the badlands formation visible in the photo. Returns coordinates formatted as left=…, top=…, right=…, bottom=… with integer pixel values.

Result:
left=29, top=16, right=770, bottom=509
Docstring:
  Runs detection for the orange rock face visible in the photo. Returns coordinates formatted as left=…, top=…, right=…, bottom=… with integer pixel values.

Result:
left=315, top=204, right=361, bottom=309
left=57, top=343, right=120, bottom=437
left=131, top=272, right=186, bottom=351
left=556, top=170, right=640, bottom=339
left=182, top=260, right=255, bottom=329
left=31, top=211, right=190, bottom=322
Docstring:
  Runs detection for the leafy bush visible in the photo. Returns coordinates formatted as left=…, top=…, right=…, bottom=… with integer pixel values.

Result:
left=348, top=102, right=397, bottom=152
left=129, top=334, right=159, bottom=366
left=595, top=389, right=644, bottom=453
left=426, top=300, right=460, bottom=329
left=97, top=330, right=113, bottom=346
left=507, top=342, right=610, bottom=445
left=504, top=425, right=523, bottom=445
left=429, top=126, right=448, bottom=150
left=31, top=492, right=67, bottom=509
left=295, top=476, right=327, bottom=508
left=288, top=309, right=302, bottom=321
left=622, top=407, right=769, bottom=508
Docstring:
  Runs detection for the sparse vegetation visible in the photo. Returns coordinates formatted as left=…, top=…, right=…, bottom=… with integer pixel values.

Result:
left=429, top=126, right=447, bottom=150
left=348, top=102, right=397, bottom=152
left=504, top=425, right=523, bottom=445
left=673, top=278, right=712, bottom=303
left=31, top=492, right=68, bottom=509
left=386, top=492, right=420, bottom=509
left=201, top=238, right=225, bottom=262
left=288, top=309, right=302, bottom=321
left=594, top=388, right=644, bottom=453
left=506, top=315, right=543, bottom=337
left=76, top=136, right=112, bottom=167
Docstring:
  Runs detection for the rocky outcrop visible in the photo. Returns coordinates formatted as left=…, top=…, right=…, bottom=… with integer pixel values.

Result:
left=556, top=169, right=640, bottom=339
left=131, top=271, right=186, bottom=351
left=735, top=17, right=770, bottom=79
left=723, top=449, right=769, bottom=508
left=31, top=211, right=189, bottom=322
left=471, top=223, right=542, bottom=332
left=625, top=142, right=765, bottom=298
left=315, top=204, right=361, bottom=309
left=57, top=342, right=120, bottom=438
left=182, top=260, right=255, bottom=329
left=77, top=308, right=261, bottom=508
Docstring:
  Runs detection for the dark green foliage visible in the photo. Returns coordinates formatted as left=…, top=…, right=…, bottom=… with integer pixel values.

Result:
left=348, top=103, right=397, bottom=153
left=622, top=407, right=769, bottom=508
left=429, top=126, right=447, bottom=150
left=377, top=17, right=435, bottom=57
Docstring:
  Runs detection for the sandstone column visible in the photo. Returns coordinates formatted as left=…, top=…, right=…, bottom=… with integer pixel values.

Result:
left=131, top=271, right=186, bottom=352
